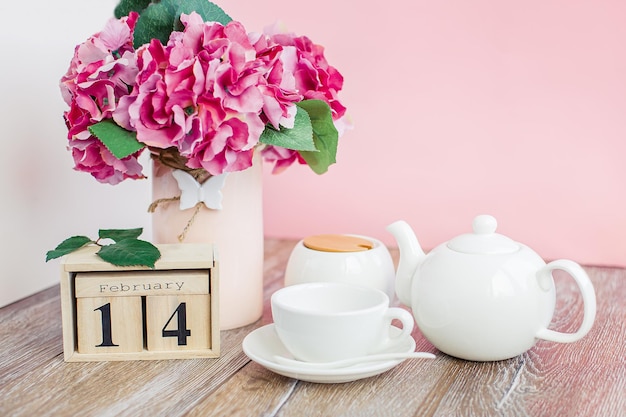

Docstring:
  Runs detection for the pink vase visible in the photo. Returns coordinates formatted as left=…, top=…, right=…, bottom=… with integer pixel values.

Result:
left=150, top=152, right=264, bottom=330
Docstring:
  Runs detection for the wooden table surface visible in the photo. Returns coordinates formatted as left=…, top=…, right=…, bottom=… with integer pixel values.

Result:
left=1, top=239, right=625, bottom=417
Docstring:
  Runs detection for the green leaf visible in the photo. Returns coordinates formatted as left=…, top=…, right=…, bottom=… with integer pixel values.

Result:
left=114, top=0, right=153, bottom=18
left=259, top=107, right=317, bottom=151
left=88, top=120, right=144, bottom=159
left=46, top=236, right=94, bottom=262
left=133, top=0, right=179, bottom=47
left=98, top=228, right=144, bottom=242
left=132, top=0, right=232, bottom=47
left=175, top=0, right=232, bottom=26
left=97, top=239, right=161, bottom=268
left=296, top=100, right=339, bottom=174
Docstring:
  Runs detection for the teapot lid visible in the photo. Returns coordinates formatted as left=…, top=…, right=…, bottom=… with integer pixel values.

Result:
left=303, top=234, right=374, bottom=252
left=447, top=215, right=519, bottom=254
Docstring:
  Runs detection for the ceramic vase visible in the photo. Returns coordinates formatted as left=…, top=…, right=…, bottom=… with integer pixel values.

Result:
left=150, top=152, right=264, bottom=330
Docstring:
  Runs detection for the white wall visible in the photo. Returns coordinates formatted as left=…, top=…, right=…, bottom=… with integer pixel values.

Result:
left=0, top=0, right=151, bottom=307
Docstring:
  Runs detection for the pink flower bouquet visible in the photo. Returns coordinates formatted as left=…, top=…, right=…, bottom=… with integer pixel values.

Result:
left=60, top=0, right=348, bottom=185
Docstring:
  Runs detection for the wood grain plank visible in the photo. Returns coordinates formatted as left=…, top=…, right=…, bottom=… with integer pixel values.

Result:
left=1, top=241, right=624, bottom=417
left=0, top=287, right=65, bottom=386
left=185, top=362, right=299, bottom=417
left=0, top=239, right=291, bottom=416
left=0, top=323, right=256, bottom=416
left=193, top=262, right=626, bottom=417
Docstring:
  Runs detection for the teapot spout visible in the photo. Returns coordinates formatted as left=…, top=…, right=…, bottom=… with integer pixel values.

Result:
left=387, top=220, right=426, bottom=307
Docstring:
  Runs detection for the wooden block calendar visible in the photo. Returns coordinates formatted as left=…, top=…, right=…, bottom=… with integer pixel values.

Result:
left=59, top=244, right=219, bottom=362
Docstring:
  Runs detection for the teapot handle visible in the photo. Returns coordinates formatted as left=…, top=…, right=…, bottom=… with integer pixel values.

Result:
left=535, top=260, right=597, bottom=343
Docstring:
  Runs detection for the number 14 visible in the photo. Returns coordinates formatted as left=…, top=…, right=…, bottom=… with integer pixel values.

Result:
left=95, top=301, right=191, bottom=348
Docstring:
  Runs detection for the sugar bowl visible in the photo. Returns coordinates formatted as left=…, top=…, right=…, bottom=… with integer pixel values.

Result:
left=284, top=234, right=395, bottom=298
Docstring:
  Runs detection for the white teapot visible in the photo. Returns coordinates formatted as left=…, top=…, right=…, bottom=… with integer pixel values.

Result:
left=387, top=215, right=596, bottom=361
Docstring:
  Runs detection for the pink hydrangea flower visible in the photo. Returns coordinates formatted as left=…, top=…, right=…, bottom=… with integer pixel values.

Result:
left=251, top=32, right=302, bottom=130
left=71, top=138, right=144, bottom=185
left=265, top=30, right=346, bottom=121
left=60, top=10, right=348, bottom=182
left=254, top=27, right=347, bottom=173
left=60, top=12, right=144, bottom=184
left=260, top=146, right=304, bottom=174
left=121, top=13, right=267, bottom=175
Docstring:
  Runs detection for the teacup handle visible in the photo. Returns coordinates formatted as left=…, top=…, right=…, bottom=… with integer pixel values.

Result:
left=535, top=260, right=597, bottom=343
left=374, top=308, right=415, bottom=352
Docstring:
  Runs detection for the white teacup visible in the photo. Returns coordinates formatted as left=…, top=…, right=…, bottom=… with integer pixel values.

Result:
left=271, top=282, right=414, bottom=363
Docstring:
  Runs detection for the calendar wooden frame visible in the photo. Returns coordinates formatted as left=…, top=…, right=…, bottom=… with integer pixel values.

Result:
left=59, top=243, right=219, bottom=362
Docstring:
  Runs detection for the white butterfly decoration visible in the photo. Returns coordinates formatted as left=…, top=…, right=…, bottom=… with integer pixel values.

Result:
left=171, top=170, right=229, bottom=211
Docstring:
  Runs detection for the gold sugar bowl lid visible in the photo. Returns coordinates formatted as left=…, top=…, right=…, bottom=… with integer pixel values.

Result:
left=302, top=234, right=374, bottom=253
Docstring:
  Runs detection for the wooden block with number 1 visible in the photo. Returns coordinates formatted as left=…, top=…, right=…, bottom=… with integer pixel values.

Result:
left=76, top=296, right=143, bottom=354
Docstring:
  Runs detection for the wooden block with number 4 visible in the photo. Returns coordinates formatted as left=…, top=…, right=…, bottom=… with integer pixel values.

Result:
left=77, top=296, right=143, bottom=354
left=145, top=295, right=211, bottom=352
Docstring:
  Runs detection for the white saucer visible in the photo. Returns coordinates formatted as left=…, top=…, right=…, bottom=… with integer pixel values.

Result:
left=242, top=324, right=416, bottom=383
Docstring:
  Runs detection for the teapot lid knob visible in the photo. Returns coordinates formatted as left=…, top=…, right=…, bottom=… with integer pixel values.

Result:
left=447, top=215, right=519, bottom=255
left=472, top=215, right=498, bottom=234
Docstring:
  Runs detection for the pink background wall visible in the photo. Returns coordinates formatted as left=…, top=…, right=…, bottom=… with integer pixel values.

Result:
left=220, top=0, right=626, bottom=267
left=0, top=0, right=623, bottom=307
